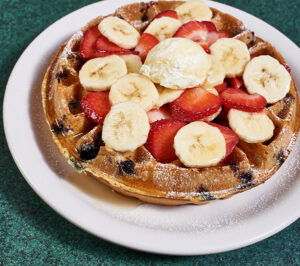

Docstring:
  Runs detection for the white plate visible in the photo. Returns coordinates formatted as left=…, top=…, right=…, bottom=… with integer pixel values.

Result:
left=3, top=0, right=300, bottom=256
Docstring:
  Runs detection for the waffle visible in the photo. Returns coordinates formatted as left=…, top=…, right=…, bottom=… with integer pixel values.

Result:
left=42, top=1, right=300, bottom=205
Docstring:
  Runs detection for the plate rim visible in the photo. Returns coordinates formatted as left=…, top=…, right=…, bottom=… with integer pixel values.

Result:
left=3, top=0, right=300, bottom=256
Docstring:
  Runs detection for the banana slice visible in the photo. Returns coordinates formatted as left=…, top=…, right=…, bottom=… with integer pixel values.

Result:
left=228, top=109, right=274, bottom=143
left=155, top=85, right=184, bottom=107
left=243, top=55, right=291, bottom=103
left=175, top=0, right=213, bottom=23
left=98, top=16, right=140, bottom=49
left=79, top=55, right=127, bottom=91
left=174, top=121, right=226, bottom=167
left=144, top=17, right=182, bottom=41
left=120, top=54, right=142, bottom=73
left=203, top=87, right=219, bottom=96
left=102, top=102, right=150, bottom=152
left=203, top=56, right=226, bottom=88
left=109, top=73, right=159, bottom=111
left=210, top=38, right=250, bottom=77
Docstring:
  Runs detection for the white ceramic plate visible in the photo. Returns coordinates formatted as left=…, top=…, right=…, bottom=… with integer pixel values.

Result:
left=3, top=0, right=300, bottom=256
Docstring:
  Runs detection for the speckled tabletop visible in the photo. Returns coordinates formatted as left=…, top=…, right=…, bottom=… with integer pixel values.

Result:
left=1, top=0, right=299, bottom=264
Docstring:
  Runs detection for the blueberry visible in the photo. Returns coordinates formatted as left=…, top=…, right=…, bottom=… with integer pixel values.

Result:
left=276, top=150, right=286, bottom=166
left=239, top=171, right=252, bottom=184
left=79, top=143, right=99, bottom=160
left=118, top=160, right=135, bottom=175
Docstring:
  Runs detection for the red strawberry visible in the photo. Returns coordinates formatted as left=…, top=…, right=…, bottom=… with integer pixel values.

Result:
left=227, top=77, right=244, bottom=89
left=80, top=91, right=111, bottom=124
left=170, top=87, right=222, bottom=122
left=173, top=21, right=227, bottom=50
left=221, top=88, right=267, bottom=112
left=215, top=81, right=228, bottom=94
left=80, top=26, right=101, bottom=59
left=206, top=31, right=229, bottom=46
left=147, top=105, right=172, bottom=123
left=174, top=21, right=216, bottom=42
left=135, top=33, right=160, bottom=61
left=94, top=34, right=137, bottom=55
left=93, top=50, right=138, bottom=57
left=206, top=122, right=239, bottom=159
left=145, top=119, right=186, bottom=163
left=154, top=10, right=178, bottom=19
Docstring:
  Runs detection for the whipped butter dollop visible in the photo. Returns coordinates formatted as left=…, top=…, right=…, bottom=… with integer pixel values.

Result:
left=140, top=38, right=211, bottom=89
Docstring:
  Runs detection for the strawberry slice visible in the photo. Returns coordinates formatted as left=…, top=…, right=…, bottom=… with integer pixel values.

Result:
left=227, top=77, right=244, bottom=89
left=221, top=88, right=267, bottom=112
left=215, top=81, right=228, bottom=94
left=80, top=91, right=111, bottom=124
left=206, top=122, right=239, bottom=159
left=206, top=31, right=229, bottom=46
left=135, top=33, right=160, bottom=61
left=147, top=105, right=172, bottom=124
left=145, top=119, right=186, bottom=163
left=170, top=87, right=222, bottom=122
left=154, top=10, right=178, bottom=19
left=173, top=21, right=227, bottom=50
left=80, top=26, right=101, bottom=59
left=94, top=34, right=138, bottom=55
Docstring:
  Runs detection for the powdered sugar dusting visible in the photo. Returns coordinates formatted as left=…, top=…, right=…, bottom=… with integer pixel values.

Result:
left=80, top=138, right=300, bottom=233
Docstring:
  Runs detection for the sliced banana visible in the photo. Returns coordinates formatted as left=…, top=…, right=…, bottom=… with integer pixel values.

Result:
left=203, top=87, right=219, bottom=96
left=144, top=17, right=182, bottom=41
left=79, top=55, right=127, bottom=91
left=98, top=16, right=140, bottom=49
left=203, top=56, right=226, bottom=88
left=174, top=121, right=226, bottom=168
left=109, top=73, right=159, bottom=111
left=210, top=38, right=250, bottom=77
left=155, top=85, right=184, bottom=107
left=175, top=0, right=213, bottom=23
left=228, top=109, right=274, bottom=143
left=120, top=54, right=142, bottom=73
left=102, top=102, right=150, bottom=152
left=243, top=55, right=291, bottom=103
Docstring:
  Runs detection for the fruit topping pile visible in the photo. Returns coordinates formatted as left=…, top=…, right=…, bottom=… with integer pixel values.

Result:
left=76, top=0, right=291, bottom=168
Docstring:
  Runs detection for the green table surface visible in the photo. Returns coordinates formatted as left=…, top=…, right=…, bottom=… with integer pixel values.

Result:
left=1, top=0, right=299, bottom=264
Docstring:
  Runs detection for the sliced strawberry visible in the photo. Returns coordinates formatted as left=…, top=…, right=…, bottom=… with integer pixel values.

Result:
left=154, top=10, right=178, bottom=19
left=145, top=119, right=186, bottom=163
left=206, top=31, right=229, bottom=46
left=215, top=81, right=228, bottom=94
left=80, top=91, right=111, bottom=124
left=147, top=105, right=172, bottom=124
left=80, top=26, right=101, bottom=59
left=93, top=50, right=138, bottom=57
left=206, top=122, right=239, bottom=160
left=170, top=87, right=222, bottom=122
left=227, top=77, right=244, bottom=89
left=94, top=34, right=138, bottom=56
left=135, top=33, right=159, bottom=61
left=221, top=88, right=267, bottom=112
left=174, top=21, right=216, bottom=42
left=173, top=21, right=227, bottom=49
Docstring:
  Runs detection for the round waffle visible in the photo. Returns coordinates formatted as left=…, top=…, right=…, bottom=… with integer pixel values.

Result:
left=42, top=1, right=300, bottom=205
